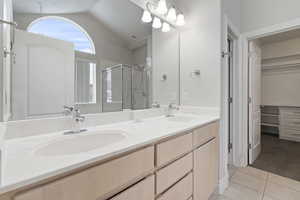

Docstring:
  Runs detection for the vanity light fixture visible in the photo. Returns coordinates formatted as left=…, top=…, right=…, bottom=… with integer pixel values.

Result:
left=140, top=1, right=185, bottom=33
left=162, top=22, right=171, bottom=32
left=176, top=13, right=185, bottom=26
left=142, top=10, right=152, bottom=23
left=156, top=0, right=168, bottom=15
left=167, top=7, right=177, bottom=22
left=152, top=17, right=162, bottom=29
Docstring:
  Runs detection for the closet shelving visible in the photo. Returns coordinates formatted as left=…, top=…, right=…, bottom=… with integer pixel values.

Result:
left=261, top=106, right=280, bottom=136
left=262, top=54, right=300, bottom=72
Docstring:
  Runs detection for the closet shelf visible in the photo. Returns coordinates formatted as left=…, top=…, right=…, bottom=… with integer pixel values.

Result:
left=261, top=113, right=279, bottom=117
left=261, top=123, right=279, bottom=127
left=262, top=54, right=300, bottom=72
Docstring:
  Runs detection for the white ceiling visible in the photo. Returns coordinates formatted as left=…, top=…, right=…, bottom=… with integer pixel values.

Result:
left=13, top=0, right=151, bottom=50
left=90, top=0, right=151, bottom=50
left=13, top=0, right=98, bottom=14
left=260, top=29, right=300, bottom=45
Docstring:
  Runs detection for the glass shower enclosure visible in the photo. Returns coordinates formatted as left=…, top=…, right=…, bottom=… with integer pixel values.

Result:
left=102, top=64, right=151, bottom=112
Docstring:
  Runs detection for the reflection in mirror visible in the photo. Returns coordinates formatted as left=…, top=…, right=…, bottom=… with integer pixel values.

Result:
left=7, top=0, right=180, bottom=121
left=76, top=58, right=97, bottom=104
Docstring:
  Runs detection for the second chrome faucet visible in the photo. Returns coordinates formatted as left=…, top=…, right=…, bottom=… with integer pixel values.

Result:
left=63, top=105, right=87, bottom=134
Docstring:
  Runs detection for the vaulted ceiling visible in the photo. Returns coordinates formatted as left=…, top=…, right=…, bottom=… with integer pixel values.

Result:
left=13, top=0, right=98, bottom=14
left=12, top=0, right=152, bottom=50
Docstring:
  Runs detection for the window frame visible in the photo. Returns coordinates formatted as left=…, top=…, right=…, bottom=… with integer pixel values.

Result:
left=27, top=16, right=96, bottom=55
left=27, top=16, right=98, bottom=105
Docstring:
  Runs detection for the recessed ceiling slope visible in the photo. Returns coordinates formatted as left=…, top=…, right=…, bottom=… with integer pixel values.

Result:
left=13, top=0, right=98, bottom=14
left=90, top=0, right=152, bottom=50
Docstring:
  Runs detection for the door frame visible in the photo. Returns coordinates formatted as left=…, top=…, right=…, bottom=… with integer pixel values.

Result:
left=220, top=15, right=242, bottom=193
left=227, top=31, right=236, bottom=165
left=240, top=17, right=300, bottom=166
left=247, top=41, right=262, bottom=164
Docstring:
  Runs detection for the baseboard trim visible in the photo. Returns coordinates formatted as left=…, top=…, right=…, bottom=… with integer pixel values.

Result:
left=218, top=174, right=229, bottom=194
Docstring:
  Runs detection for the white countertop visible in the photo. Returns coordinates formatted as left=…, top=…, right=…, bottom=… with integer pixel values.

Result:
left=1, top=112, right=219, bottom=194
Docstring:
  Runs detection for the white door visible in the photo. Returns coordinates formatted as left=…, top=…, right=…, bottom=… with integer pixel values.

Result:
left=12, top=30, right=75, bottom=120
left=228, top=36, right=234, bottom=164
left=248, top=41, right=262, bottom=164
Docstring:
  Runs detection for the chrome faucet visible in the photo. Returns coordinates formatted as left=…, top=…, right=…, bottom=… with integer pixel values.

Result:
left=63, top=105, right=87, bottom=134
left=152, top=102, right=161, bottom=108
left=166, top=103, right=179, bottom=117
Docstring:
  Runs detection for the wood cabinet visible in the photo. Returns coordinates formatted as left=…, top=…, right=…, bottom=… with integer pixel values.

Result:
left=194, top=138, right=219, bottom=200
left=8, top=121, right=219, bottom=200
left=279, top=107, right=300, bottom=142
left=14, top=146, right=154, bottom=200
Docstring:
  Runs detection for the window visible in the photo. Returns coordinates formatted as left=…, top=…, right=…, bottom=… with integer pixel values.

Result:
left=28, top=17, right=95, bottom=54
left=28, top=17, right=97, bottom=104
left=76, top=59, right=97, bottom=104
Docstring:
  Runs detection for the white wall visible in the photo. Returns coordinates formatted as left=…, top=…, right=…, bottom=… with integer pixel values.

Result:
left=261, top=37, right=300, bottom=107
left=176, top=0, right=222, bottom=107
left=222, top=0, right=241, bottom=30
left=132, top=45, right=147, bottom=66
left=262, top=72, right=300, bottom=107
left=152, top=28, right=180, bottom=105
left=241, top=0, right=300, bottom=32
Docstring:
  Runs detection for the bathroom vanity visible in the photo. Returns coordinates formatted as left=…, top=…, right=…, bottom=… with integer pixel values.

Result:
left=0, top=113, right=219, bottom=200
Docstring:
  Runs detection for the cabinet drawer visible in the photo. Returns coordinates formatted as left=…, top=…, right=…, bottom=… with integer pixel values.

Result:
left=157, top=173, right=193, bottom=200
left=156, top=134, right=193, bottom=167
left=156, top=153, right=193, bottom=195
left=193, top=122, right=219, bottom=148
left=14, top=146, right=154, bottom=200
left=110, top=176, right=155, bottom=200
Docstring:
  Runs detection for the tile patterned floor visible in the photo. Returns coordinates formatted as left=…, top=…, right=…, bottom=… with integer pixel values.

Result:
left=210, top=166, right=300, bottom=200
left=252, top=134, right=300, bottom=181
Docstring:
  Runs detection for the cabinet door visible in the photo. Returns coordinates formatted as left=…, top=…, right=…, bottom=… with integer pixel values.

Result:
left=194, top=139, right=218, bottom=200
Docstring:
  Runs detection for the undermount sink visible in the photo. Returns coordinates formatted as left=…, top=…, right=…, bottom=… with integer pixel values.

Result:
left=35, top=130, right=127, bottom=156
left=166, top=115, right=195, bottom=122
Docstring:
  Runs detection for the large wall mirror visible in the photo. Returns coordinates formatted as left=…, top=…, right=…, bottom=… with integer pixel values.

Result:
left=1, top=0, right=180, bottom=121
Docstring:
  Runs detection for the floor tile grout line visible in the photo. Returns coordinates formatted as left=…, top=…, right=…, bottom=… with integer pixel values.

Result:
left=261, top=172, right=270, bottom=200
left=268, top=177, right=300, bottom=194
left=230, top=177, right=266, bottom=198
left=236, top=167, right=269, bottom=182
